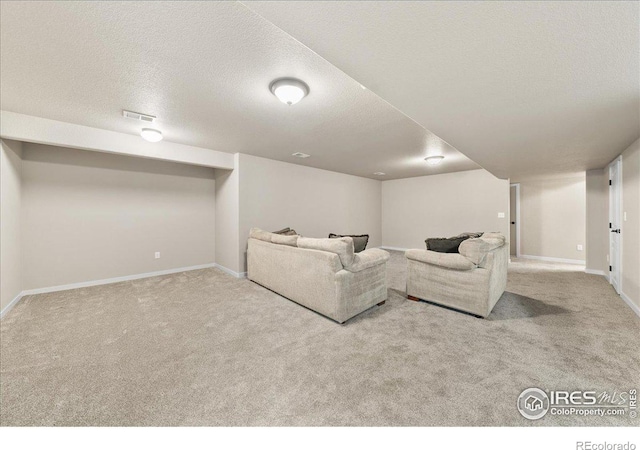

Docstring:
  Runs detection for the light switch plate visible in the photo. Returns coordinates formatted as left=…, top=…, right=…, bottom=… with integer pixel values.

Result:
left=155, top=252, right=161, bottom=259
left=498, top=212, right=505, bottom=218
left=577, top=245, right=583, bottom=251
left=624, top=212, right=627, bottom=221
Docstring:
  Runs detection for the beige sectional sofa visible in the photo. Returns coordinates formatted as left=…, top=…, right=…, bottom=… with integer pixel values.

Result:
left=247, top=228, right=390, bottom=323
left=405, top=233, right=508, bottom=317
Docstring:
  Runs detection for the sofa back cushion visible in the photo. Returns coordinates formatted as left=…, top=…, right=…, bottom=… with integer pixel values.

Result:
left=297, top=236, right=355, bottom=267
left=481, top=232, right=503, bottom=239
left=459, top=235, right=506, bottom=265
left=249, top=227, right=298, bottom=247
left=250, top=227, right=273, bottom=242
left=406, top=249, right=476, bottom=270
left=271, top=233, right=299, bottom=246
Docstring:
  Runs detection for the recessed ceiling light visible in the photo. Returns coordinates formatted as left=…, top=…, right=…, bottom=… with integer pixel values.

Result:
left=373, top=172, right=386, bottom=176
left=270, top=78, right=309, bottom=105
left=292, top=152, right=310, bottom=158
left=424, top=155, right=444, bottom=166
left=141, top=128, right=163, bottom=142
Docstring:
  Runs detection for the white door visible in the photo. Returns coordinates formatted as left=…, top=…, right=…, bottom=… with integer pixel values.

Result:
left=509, top=185, right=518, bottom=256
left=609, top=158, right=622, bottom=294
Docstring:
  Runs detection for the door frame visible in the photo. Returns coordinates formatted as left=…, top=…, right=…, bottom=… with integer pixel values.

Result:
left=510, top=183, right=521, bottom=258
left=608, top=156, right=622, bottom=292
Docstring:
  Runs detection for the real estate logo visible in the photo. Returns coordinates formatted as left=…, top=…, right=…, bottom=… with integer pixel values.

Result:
left=518, top=387, right=637, bottom=420
left=517, top=387, right=550, bottom=420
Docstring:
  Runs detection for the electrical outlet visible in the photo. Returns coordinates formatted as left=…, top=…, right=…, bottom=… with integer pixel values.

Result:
left=577, top=245, right=583, bottom=251
left=498, top=212, right=505, bottom=218
left=155, top=252, right=160, bottom=259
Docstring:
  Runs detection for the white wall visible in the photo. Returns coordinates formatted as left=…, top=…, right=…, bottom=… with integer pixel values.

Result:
left=5, top=138, right=633, bottom=315
left=621, top=138, right=640, bottom=310
left=382, top=169, right=510, bottom=249
left=519, top=176, right=586, bottom=262
left=214, top=154, right=241, bottom=275
left=21, top=144, right=216, bottom=290
left=237, top=154, right=382, bottom=273
left=0, top=140, right=23, bottom=314
left=585, top=169, right=608, bottom=273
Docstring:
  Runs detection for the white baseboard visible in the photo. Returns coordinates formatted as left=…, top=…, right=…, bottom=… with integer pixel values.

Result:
left=379, top=246, right=409, bottom=252
left=620, top=291, right=640, bottom=318
left=585, top=269, right=607, bottom=276
left=0, top=292, right=24, bottom=319
left=2, top=262, right=250, bottom=320
left=519, top=254, right=585, bottom=265
left=21, top=263, right=217, bottom=296
left=213, top=264, right=247, bottom=279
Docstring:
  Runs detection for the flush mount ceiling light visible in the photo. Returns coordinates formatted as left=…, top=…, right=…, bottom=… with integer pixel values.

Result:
left=141, top=128, right=163, bottom=143
left=373, top=172, right=386, bottom=176
left=424, top=155, right=445, bottom=166
left=292, top=152, right=310, bottom=158
left=270, top=78, right=309, bottom=105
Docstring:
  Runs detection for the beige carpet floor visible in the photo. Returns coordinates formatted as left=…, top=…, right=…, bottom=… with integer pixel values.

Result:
left=1, top=251, right=638, bottom=426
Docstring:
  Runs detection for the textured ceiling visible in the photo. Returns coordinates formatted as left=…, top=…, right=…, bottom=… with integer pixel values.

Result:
left=0, top=1, right=479, bottom=180
left=245, top=1, right=640, bottom=180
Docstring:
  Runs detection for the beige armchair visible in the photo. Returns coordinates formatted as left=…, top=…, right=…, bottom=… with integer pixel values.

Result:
left=405, top=233, right=508, bottom=318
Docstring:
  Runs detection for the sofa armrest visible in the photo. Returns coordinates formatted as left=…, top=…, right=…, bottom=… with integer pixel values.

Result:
left=405, top=249, right=476, bottom=271
left=345, top=248, right=390, bottom=273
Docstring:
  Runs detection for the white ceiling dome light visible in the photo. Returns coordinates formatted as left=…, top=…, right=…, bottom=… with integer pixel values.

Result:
left=425, top=155, right=445, bottom=166
left=270, top=78, right=309, bottom=105
left=141, top=128, right=163, bottom=142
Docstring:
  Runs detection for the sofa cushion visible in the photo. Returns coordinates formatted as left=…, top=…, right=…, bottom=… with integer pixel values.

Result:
left=250, top=227, right=275, bottom=242
left=273, top=227, right=298, bottom=236
left=297, top=236, right=355, bottom=267
left=406, top=249, right=476, bottom=270
left=481, top=232, right=504, bottom=240
left=249, top=227, right=298, bottom=247
left=271, top=233, right=299, bottom=246
left=452, top=232, right=484, bottom=239
left=345, top=248, right=390, bottom=272
left=425, top=237, right=467, bottom=253
left=329, top=233, right=369, bottom=253
left=458, top=235, right=506, bottom=265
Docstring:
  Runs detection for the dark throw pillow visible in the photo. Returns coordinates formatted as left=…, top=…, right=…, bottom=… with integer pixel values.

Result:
left=329, top=233, right=369, bottom=253
left=273, top=227, right=298, bottom=236
left=425, top=237, right=468, bottom=253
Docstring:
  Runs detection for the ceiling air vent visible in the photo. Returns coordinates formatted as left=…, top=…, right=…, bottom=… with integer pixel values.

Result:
left=122, top=110, right=156, bottom=123
left=292, top=152, right=310, bottom=158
